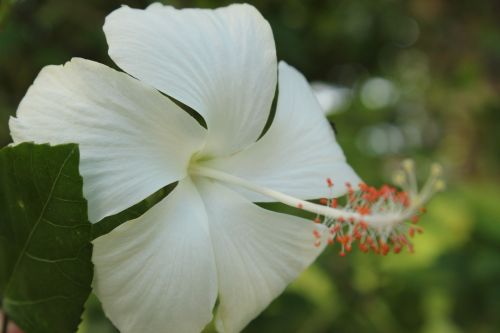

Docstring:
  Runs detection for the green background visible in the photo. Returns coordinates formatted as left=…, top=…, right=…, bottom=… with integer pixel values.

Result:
left=1, top=0, right=499, bottom=332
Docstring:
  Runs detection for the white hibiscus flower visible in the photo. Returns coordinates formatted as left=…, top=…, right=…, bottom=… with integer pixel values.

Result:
left=9, top=3, right=442, bottom=333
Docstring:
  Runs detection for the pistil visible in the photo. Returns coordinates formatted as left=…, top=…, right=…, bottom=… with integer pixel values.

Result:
left=190, top=160, right=444, bottom=255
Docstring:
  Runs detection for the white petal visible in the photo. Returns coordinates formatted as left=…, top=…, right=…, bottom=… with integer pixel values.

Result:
left=204, top=62, right=361, bottom=201
left=9, top=58, right=206, bottom=222
left=196, top=179, right=326, bottom=333
left=92, top=179, right=217, bottom=333
left=104, top=3, right=277, bottom=157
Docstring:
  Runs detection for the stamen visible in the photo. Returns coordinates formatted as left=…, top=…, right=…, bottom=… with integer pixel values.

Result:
left=190, top=160, right=444, bottom=256
left=311, top=160, right=444, bottom=255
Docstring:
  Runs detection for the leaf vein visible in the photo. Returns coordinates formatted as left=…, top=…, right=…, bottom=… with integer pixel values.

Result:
left=52, top=196, right=86, bottom=204
left=4, top=295, right=70, bottom=306
left=25, top=252, right=78, bottom=264
left=6, top=146, right=77, bottom=289
left=42, top=218, right=88, bottom=229
left=53, top=263, right=86, bottom=288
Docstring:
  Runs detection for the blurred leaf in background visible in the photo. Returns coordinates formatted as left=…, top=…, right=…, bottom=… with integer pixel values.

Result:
left=1, top=0, right=499, bottom=332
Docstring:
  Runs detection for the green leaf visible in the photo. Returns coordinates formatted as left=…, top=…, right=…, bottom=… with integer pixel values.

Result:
left=91, top=182, right=177, bottom=240
left=0, top=143, right=93, bottom=333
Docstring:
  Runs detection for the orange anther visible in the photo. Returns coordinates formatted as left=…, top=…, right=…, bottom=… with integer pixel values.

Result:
left=337, top=235, right=349, bottom=244
left=353, top=230, right=362, bottom=240
left=331, top=198, right=338, bottom=208
left=356, top=205, right=371, bottom=215
left=359, top=243, right=369, bottom=253
left=359, top=182, right=369, bottom=191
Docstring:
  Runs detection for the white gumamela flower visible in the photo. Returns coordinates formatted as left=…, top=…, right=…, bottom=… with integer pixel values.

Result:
left=9, top=3, right=366, bottom=333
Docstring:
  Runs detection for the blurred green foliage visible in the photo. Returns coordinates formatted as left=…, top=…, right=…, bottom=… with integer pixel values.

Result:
left=1, top=0, right=499, bottom=332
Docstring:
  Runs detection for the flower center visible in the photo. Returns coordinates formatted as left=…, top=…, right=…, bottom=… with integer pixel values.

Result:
left=189, top=159, right=444, bottom=256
